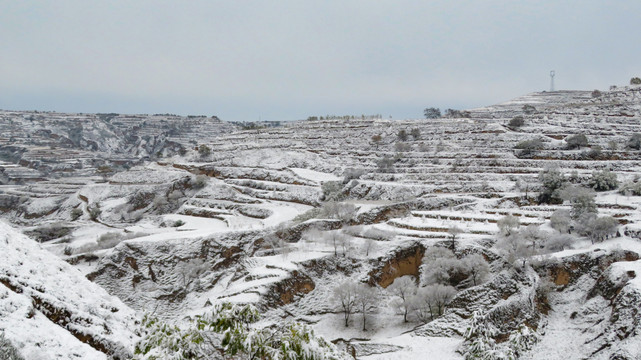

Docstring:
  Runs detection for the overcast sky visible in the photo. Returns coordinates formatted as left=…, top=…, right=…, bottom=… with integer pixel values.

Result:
left=1, top=1, right=640, bottom=121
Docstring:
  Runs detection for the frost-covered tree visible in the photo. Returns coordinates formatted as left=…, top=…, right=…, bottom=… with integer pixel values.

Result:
left=334, top=280, right=358, bottom=327
left=521, top=224, right=546, bottom=257
left=88, top=202, right=102, bottom=221
left=560, top=185, right=597, bottom=219
left=495, top=232, right=530, bottom=267
left=497, top=215, right=520, bottom=236
left=550, top=209, right=572, bottom=234
left=538, top=167, right=567, bottom=204
left=422, top=255, right=464, bottom=287
left=411, top=284, right=457, bottom=322
left=355, top=284, right=378, bottom=331
left=388, top=276, right=417, bottom=322
left=197, top=144, right=211, bottom=158
left=588, top=169, right=618, bottom=191
left=514, top=138, right=544, bottom=156
left=363, top=238, right=376, bottom=256
left=585, top=216, right=619, bottom=243
left=319, top=202, right=356, bottom=224
left=461, top=254, right=490, bottom=286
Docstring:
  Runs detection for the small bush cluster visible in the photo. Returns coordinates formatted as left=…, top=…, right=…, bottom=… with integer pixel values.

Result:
left=565, top=134, right=588, bottom=150
left=588, top=170, right=618, bottom=191
left=508, top=116, right=525, bottom=128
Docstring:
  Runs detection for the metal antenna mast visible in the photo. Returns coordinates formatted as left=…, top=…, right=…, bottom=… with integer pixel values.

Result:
left=550, top=70, right=555, bottom=92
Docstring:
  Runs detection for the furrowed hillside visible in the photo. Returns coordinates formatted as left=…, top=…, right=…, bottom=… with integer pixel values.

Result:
left=2, top=85, right=641, bottom=359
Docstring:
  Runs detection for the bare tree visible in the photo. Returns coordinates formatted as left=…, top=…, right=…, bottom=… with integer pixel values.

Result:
left=497, top=215, right=520, bottom=236
left=495, top=232, right=530, bottom=267
left=388, top=276, right=417, bottom=322
left=411, top=284, right=457, bottom=322
left=363, top=238, right=376, bottom=256
left=448, top=226, right=464, bottom=251
left=461, top=254, right=490, bottom=286
left=334, top=280, right=357, bottom=327
left=586, top=216, right=619, bottom=243
left=354, top=283, right=378, bottom=331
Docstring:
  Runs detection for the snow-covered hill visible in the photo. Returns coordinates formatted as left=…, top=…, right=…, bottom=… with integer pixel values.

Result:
left=0, top=221, right=139, bottom=359
left=2, top=85, right=641, bottom=358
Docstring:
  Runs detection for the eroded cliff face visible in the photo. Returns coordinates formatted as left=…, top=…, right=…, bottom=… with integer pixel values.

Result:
left=367, top=242, right=425, bottom=288
left=88, top=230, right=259, bottom=317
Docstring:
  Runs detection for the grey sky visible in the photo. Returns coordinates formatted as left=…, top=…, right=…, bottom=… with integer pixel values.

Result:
left=1, top=1, right=639, bottom=121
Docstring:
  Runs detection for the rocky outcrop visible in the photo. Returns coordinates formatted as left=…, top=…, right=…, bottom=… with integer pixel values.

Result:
left=368, top=242, right=425, bottom=288
left=261, top=270, right=315, bottom=308
left=88, top=230, right=259, bottom=317
left=535, top=250, right=639, bottom=288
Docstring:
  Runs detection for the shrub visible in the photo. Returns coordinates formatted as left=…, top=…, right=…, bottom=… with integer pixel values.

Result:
left=619, top=181, right=641, bottom=196
left=134, top=302, right=348, bottom=360
left=444, top=109, right=471, bottom=118
left=172, top=220, right=186, bottom=227
left=192, top=175, right=208, bottom=189
left=0, top=333, right=24, bottom=360
left=522, top=104, right=536, bottom=114
left=70, top=207, right=83, bottom=221
left=630, top=77, right=641, bottom=85
left=508, top=116, right=525, bottom=128
left=395, top=142, right=411, bottom=152
left=362, top=228, right=395, bottom=241
left=97, top=232, right=124, bottom=248
left=63, top=246, right=73, bottom=256
left=26, top=225, right=71, bottom=242
left=591, top=89, right=602, bottom=98
left=588, top=170, right=618, bottom=191
left=198, top=144, right=211, bottom=157
left=342, top=168, right=365, bottom=183
left=371, top=134, right=383, bottom=149
left=565, top=134, right=588, bottom=150
left=376, top=156, right=395, bottom=173
left=321, top=181, right=345, bottom=201
left=514, top=138, right=544, bottom=156
left=410, top=128, right=421, bottom=140
left=585, top=145, right=602, bottom=160
left=88, top=203, right=102, bottom=221
left=397, top=129, right=408, bottom=141
left=627, top=133, right=641, bottom=150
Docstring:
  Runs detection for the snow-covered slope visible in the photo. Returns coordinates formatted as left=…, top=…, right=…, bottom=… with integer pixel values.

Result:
left=0, top=221, right=139, bottom=359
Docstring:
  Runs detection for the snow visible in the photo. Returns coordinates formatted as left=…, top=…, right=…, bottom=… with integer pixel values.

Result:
left=0, top=221, right=139, bottom=359
left=289, top=168, right=341, bottom=182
